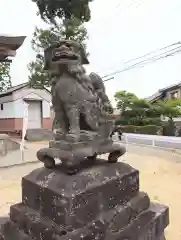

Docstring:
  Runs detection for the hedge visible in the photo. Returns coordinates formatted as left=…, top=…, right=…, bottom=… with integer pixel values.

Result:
left=115, top=118, right=161, bottom=126
left=122, top=125, right=162, bottom=135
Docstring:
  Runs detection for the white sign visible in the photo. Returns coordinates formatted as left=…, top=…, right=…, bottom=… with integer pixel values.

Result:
left=20, top=102, right=29, bottom=161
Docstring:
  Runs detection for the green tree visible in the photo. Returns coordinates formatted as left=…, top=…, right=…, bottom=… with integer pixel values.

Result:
left=152, top=99, right=181, bottom=136
left=0, top=62, right=12, bottom=92
left=114, top=90, right=162, bottom=126
left=28, top=17, right=88, bottom=88
left=122, top=98, right=157, bottom=125
left=31, top=0, right=93, bottom=24
left=114, top=90, right=138, bottom=112
left=154, top=99, right=181, bottom=121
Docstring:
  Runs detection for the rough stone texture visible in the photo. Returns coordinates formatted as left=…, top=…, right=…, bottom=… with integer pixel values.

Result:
left=36, top=40, right=126, bottom=172
left=0, top=203, right=168, bottom=240
left=22, top=160, right=139, bottom=229
left=25, top=129, right=53, bottom=142
left=0, top=161, right=169, bottom=240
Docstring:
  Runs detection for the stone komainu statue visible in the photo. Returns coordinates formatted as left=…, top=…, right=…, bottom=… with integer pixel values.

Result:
left=45, top=40, right=113, bottom=141
left=37, top=40, right=125, bottom=172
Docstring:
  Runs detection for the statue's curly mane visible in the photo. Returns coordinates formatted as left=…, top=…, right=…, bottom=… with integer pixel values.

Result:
left=51, top=63, right=94, bottom=93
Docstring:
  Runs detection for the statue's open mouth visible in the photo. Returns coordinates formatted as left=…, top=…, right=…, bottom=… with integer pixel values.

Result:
left=52, top=51, right=78, bottom=62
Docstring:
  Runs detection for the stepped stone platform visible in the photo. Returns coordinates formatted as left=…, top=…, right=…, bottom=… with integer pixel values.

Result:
left=0, top=160, right=169, bottom=240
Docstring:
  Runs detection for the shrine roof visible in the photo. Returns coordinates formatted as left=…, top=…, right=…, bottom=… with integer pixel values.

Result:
left=0, top=35, right=26, bottom=62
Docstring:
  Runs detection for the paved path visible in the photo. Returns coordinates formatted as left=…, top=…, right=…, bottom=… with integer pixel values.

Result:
left=0, top=142, right=48, bottom=168
left=0, top=144, right=181, bottom=239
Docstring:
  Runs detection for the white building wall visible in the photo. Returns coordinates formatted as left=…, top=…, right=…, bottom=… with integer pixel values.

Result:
left=0, top=87, right=51, bottom=119
left=0, top=98, right=25, bottom=119
left=13, top=87, right=51, bottom=118
left=13, top=99, right=25, bottom=118
left=0, top=101, right=15, bottom=118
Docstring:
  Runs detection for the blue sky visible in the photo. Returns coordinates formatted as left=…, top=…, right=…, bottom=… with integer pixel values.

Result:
left=1, top=0, right=181, bottom=106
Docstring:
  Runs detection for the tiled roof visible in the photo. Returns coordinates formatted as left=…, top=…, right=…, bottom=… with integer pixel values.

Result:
left=159, top=82, right=181, bottom=92
left=0, top=36, right=26, bottom=50
left=0, top=35, right=26, bottom=61
left=147, top=81, right=181, bottom=102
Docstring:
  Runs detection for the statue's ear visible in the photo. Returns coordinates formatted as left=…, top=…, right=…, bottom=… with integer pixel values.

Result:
left=80, top=44, right=89, bottom=64
left=82, top=54, right=89, bottom=64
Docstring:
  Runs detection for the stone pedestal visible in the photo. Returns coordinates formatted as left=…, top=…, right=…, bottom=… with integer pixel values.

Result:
left=0, top=160, right=169, bottom=240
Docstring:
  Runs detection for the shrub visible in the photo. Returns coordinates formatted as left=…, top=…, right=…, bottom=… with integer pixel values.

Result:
left=115, top=118, right=129, bottom=125
left=121, top=125, right=136, bottom=133
left=123, top=125, right=162, bottom=135
left=115, top=117, right=161, bottom=126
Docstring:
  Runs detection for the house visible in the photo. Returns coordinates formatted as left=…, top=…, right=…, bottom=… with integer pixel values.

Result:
left=0, top=83, right=52, bottom=134
left=147, top=82, right=181, bottom=125
left=147, top=81, right=181, bottom=103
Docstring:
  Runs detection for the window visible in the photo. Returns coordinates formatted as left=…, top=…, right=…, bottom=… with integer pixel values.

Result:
left=170, top=91, right=179, bottom=99
left=0, top=104, right=3, bottom=111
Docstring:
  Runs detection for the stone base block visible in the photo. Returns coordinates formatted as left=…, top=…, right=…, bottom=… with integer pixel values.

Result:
left=22, top=161, right=139, bottom=229
left=0, top=203, right=168, bottom=240
left=0, top=161, right=169, bottom=240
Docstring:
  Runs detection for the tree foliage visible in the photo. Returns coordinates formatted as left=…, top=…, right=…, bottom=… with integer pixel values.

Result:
left=28, top=17, right=88, bottom=88
left=153, top=99, right=181, bottom=120
left=32, top=0, right=93, bottom=24
left=123, top=99, right=151, bottom=119
left=0, top=62, right=12, bottom=92
left=114, top=90, right=138, bottom=112
left=115, top=90, right=181, bottom=126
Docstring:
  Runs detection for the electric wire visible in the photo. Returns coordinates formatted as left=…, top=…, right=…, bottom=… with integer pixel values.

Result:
left=90, top=0, right=145, bottom=32
left=102, top=43, right=181, bottom=81
left=102, top=47, right=181, bottom=81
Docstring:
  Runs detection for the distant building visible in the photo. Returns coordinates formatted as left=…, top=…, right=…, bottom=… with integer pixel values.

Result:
left=0, top=83, right=51, bottom=134
left=147, top=82, right=181, bottom=103
left=147, top=82, right=181, bottom=124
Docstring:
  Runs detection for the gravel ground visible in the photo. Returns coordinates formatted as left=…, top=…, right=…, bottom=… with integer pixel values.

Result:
left=0, top=144, right=181, bottom=239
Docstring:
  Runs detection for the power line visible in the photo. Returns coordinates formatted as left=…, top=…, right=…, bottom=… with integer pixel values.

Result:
left=103, top=46, right=181, bottom=80
left=132, top=47, right=181, bottom=69
left=115, top=0, right=144, bottom=13
left=103, top=77, right=114, bottom=82
left=102, top=42, right=181, bottom=78
left=108, top=0, right=145, bottom=24
left=102, top=42, right=181, bottom=80
left=102, top=45, right=181, bottom=82
left=90, top=0, right=145, bottom=32
left=139, top=48, right=181, bottom=67
left=103, top=47, right=181, bottom=82
left=125, top=42, right=181, bottom=64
